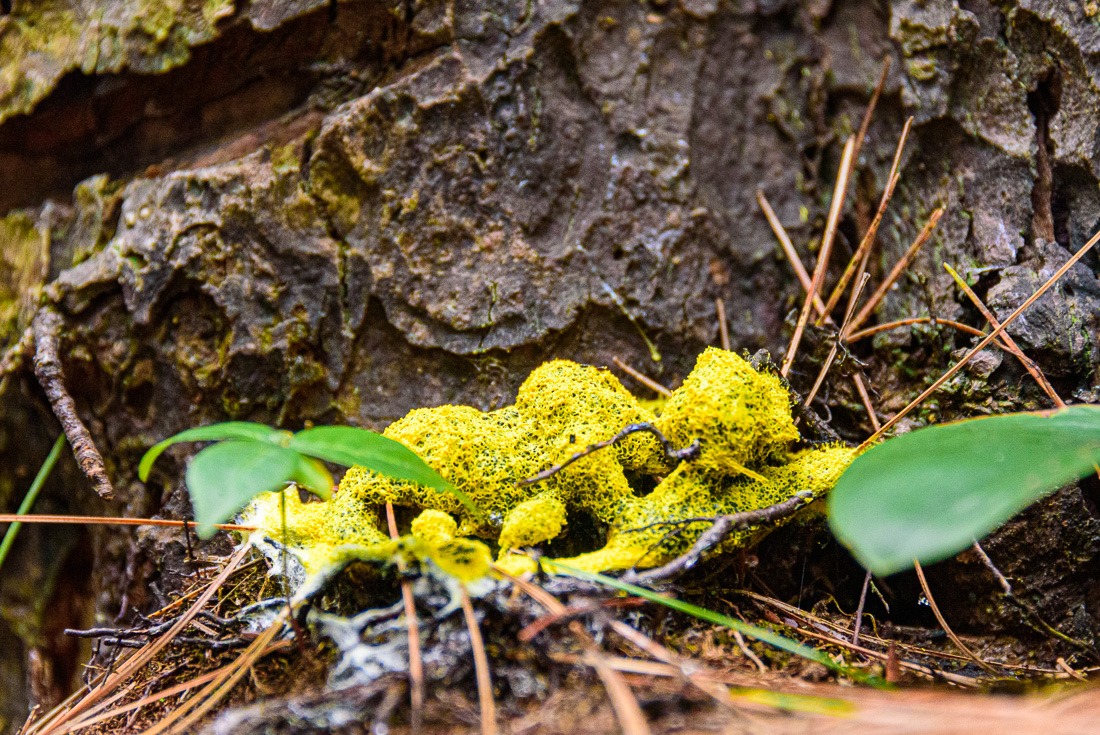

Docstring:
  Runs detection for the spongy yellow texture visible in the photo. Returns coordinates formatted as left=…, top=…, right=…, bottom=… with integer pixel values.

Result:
left=245, top=349, right=854, bottom=583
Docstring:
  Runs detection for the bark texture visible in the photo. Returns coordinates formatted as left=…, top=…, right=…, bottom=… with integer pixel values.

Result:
left=1, top=0, right=1100, bottom=728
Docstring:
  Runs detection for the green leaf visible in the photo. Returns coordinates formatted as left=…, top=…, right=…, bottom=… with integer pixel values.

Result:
left=548, top=562, right=884, bottom=687
left=288, top=426, right=482, bottom=517
left=829, top=405, right=1100, bottom=576
left=292, top=456, right=334, bottom=500
left=186, top=440, right=299, bottom=538
left=139, top=422, right=289, bottom=481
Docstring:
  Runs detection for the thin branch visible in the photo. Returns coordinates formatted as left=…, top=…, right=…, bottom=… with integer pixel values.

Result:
left=862, top=228, right=1100, bottom=446
left=520, top=423, right=698, bottom=487
left=913, top=560, right=999, bottom=676
left=848, top=207, right=945, bottom=335
left=611, top=358, right=672, bottom=397
left=781, top=137, right=856, bottom=376
left=624, top=492, right=814, bottom=584
left=32, top=307, right=114, bottom=500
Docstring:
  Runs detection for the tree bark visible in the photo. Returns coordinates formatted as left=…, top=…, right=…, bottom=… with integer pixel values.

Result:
left=1, top=0, right=1100, bottom=727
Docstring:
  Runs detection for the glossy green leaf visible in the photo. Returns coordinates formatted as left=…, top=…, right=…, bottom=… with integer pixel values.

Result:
left=186, top=440, right=299, bottom=538
left=829, top=405, right=1100, bottom=576
left=139, top=422, right=289, bottom=481
left=288, top=426, right=482, bottom=517
left=292, top=456, right=334, bottom=500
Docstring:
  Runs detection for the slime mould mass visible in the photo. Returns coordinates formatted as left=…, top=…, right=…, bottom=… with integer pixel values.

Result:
left=244, top=348, right=854, bottom=585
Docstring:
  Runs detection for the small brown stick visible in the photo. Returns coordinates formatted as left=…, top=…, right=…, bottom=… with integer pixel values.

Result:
left=756, top=191, right=828, bottom=318
left=852, top=374, right=882, bottom=432
left=715, top=298, right=731, bottom=351
left=862, top=228, right=1100, bottom=446
left=847, top=207, right=945, bottom=336
left=624, top=492, right=814, bottom=584
left=804, top=272, right=870, bottom=407
left=520, top=423, right=699, bottom=487
left=459, top=588, right=498, bottom=735
left=386, top=503, right=424, bottom=734
left=846, top=316, right=990, bottom=343
left=852, top=570, right=873, bottom=646
left=611, top=357, right=672, bottom=397
left=781, top=137, right=856, bottom=377
left=912, top=560, right=999, bottom=676
left=943, top=263, right=1063, bottom=406
left=820, top=116, right=913, bottom=323
left=32, top=307, right=114, bottom=500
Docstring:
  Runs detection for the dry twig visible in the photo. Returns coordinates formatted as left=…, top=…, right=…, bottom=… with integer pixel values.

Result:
left=32, top=307, right=114, bottom=500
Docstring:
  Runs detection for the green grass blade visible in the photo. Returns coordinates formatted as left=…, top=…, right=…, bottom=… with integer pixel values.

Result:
left=0, top=434, right=67, bottom=574
left=288, top=426, right=482, bottom=517
left=548, top=561, right=884, bottom=687
left=186, top=440, right=299, bottom=538
left=139, top=422, right=288, bottom=481
left=829, top=405, right=1100, bottom=576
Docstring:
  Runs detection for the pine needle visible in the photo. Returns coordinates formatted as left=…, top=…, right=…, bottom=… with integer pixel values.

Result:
left=862, top=227, right=1100, bottom=446
left=460, top=588, right=498, bottom=735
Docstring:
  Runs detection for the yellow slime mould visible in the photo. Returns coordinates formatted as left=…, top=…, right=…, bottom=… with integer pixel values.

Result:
left=243, top=348, right=854, bottom=586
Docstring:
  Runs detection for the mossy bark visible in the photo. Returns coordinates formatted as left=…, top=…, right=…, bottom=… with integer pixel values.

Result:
left=1, top=0, right=1100, bottom=730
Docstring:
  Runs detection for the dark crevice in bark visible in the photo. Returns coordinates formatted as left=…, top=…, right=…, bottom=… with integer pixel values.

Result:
left=1026, top=65, right=1063, bottom=246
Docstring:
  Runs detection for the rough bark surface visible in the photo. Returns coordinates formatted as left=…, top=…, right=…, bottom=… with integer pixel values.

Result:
left=2, top=0, right=1100, bottom=729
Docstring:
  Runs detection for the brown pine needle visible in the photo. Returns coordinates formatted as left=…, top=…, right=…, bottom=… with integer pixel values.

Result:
left=851, top=56, right=892, bottom=163
left=756, top=190, right=827, bottom=318
left=848, top=206, right=945, bottom=336
left=0, top=514, right=255, bottom=532
left=804, top=273, right=870, bottom=407
left=781, top=137, right=857, bottom=376
left=846, top=316, right=989, bottom=343
left=386, top=503, right=424, bottom=733
left=142, top=608, right=289, bottom=735
left=495, top=567, right=651, bottom=735
left=820, top=116, right=914, bottom=323
left=913, top=561, right=999, bottom=676
left=35, top=545, right=251, bottom=735
left=715, top=298, right=731, bottom=351
left=611, top=357, right=671, bottom=397
left=862, top=228, right=1100, bottom=447
left=943, top=263, right=1064, bottom=406
left=460, top=588, right=498, bottom=735
left=852, top=374, right=882, bottom=432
